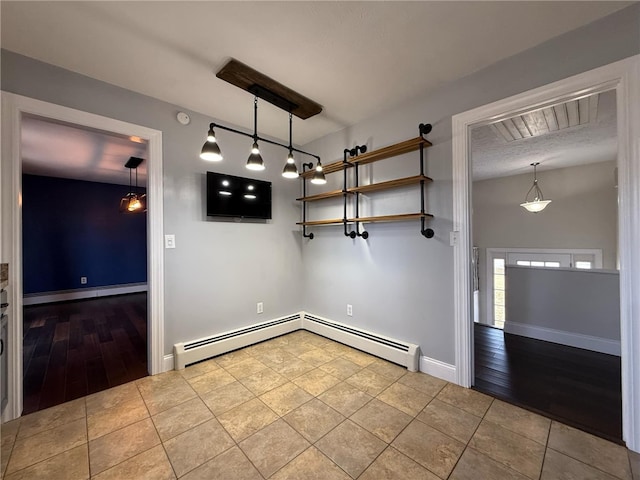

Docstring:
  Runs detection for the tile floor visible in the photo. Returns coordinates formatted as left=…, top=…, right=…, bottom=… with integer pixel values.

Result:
left=1, top=330, right=638, bottom=479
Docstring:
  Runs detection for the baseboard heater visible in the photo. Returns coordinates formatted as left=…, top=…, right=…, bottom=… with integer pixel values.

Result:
left=173, top=311, right=420, bottom=372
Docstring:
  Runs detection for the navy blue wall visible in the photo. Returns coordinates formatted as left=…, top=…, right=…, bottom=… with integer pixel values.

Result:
left=22, top=174, right=147, bottom=294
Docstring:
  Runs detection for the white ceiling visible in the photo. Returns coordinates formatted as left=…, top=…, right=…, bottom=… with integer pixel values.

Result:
left=1, top=1, right=630, bottom=147
left=2, top=1, right=629, bottom=429
left=471, top=90, right=617, bottom=180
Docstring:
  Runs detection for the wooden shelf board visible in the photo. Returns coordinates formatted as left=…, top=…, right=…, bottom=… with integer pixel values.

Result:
left=299, top=160, right=351, bottom=179
left=296, top=189, right=351, bottom=202
left=296, top=218, right=345, bottom=226
left=348, top=175, right=432, bottom=194
left=350, top=137, right=432, bottom=166
left=347, top=213, right=433, bottom=223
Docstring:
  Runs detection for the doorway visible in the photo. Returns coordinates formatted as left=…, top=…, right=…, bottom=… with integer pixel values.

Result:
left=1, top=92, right=165, bottom=422
left=451, top=56, right=640, bottom=450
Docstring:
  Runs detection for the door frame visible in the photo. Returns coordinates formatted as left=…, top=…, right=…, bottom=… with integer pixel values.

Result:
left=452, top=55, right=640, bottom=450
left=1, top=92, right=165, bottom=421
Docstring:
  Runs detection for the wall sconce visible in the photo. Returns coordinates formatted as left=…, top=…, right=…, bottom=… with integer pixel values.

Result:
left=520, top=162, right=552, bottom=213
left=119, top=156, right=145, bottom=213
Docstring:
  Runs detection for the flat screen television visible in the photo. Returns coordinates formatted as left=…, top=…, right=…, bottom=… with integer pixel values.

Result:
left=206, top=171, right=272, bottom=219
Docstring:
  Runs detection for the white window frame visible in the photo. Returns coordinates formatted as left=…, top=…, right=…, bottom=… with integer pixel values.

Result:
left=485, top=248, right=603, bottom=328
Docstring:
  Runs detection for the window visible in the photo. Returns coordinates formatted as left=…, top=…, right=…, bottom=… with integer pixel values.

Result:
left=575, top=261, right=593, bottom=269
left=493, top=258, right=505, bottom=329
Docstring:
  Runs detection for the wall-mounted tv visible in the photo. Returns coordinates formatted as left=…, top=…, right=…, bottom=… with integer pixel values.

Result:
left=206, top=171, right=272, bottom=219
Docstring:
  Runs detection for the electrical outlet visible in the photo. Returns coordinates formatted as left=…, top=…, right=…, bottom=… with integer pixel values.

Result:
left=80, top=276, right=87, bottom=285
left=257, top=302, right=264, bottom=314
left=347, top=304, right=353, bottom=316
left=165, top=234, right=176, bottom=249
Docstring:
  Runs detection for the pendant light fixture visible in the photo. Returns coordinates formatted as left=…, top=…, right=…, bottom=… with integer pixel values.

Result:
left=310, top=159, right=326, bottom=185
left=246, top=96, right=265, bottom=171
left=520, top=162, right=552, bottom=213
left=200, top=126, right=223, bottom=161
left=119, top=156, right=145, bottom=213
left=282, top=113, right=299, bottom=178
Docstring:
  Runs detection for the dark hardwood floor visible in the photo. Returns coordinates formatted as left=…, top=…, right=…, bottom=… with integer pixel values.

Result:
left=23, top=293, right=148, bottom=415
left=474, top=323, right=622, bottom=443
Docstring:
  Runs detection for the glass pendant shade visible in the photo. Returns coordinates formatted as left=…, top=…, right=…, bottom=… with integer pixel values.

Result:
left=520, top=163, right=551, bottom=213
left=119, top=193, right=142, bottom=212
left=310, top=162, right=326, bottom=185
left=282, top=153, right=298, bottom=178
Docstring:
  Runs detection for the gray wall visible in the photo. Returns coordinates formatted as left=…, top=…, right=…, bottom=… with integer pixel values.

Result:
left=2, top=4, right=638, bottom=362
left=473, top=161, right=618, bottom=325
left=301, top=5, right=639, bottom=364
left=505, top=266, right=620, bottom=341
left=1, top=50, right=306, bottom=354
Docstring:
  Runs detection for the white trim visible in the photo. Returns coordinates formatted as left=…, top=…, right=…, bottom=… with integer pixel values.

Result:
left=419, top=356, right=457, bottom=383
left=23, top=284, right=148, bottom=306
left=504, top=321, right=621, bottom=356
left=0, top=92, right=165, bottom=422
left=452, top=55, right=640, bottom=451
left=163, top=354, right=175, bottom=372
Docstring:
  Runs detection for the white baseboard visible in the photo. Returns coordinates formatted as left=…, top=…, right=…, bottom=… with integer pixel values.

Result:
left=420, top=355, right=457, bottom=383
left=504, top=321, right=621, bottom=356
left=163, top=354, right=174, bottom=372
left=23, top=283, right=148, bottom=305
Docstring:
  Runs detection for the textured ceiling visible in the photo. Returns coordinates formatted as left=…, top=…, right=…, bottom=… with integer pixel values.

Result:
left=471, top=90, right=617, bottom=180
left=1, top=1, right=630, bottom=146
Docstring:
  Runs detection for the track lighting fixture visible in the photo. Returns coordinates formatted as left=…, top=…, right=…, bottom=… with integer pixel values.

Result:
left=310, top=160, right=326, bottom=185
left=200, top=126, right=223, bottom=161
left=119, top=157, right=145, bottom=213
left=245, top=97, right=265, bottom=171
left=520, top=162, right=552, bottom=213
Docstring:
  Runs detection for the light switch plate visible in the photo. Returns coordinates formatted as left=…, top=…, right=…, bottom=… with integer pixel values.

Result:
left=165, top=234, right=176, bottom=249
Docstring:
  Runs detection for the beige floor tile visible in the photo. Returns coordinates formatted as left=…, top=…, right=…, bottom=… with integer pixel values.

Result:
left=135, top=371, right=183, bottom=392
left=436, top=383, right=493, bottom=417
left=272, top=357, right=316, bottom=380
left=391, top=419, right=465, bottom=479
left=322, top=341, right=354, bottom=356
left=200, top=381, right=255, bottom=416
left=548, top=421, right=631, bottom=480
left=140, top=376, right=198, bottom=415
left=340, top=349, right=377, bottom=367
left=283, top=398, right=345, bottom=443
left=239, top=419, right=309, bottom=478
left=7, top=417, right=87, bottom=474
left=224, top=357, right=269, bottom=379
left=4, top=444, right=89, bottom=480
left=214, top=349, right=252, bottom=369
left=319, top=357, right=362, bottom=380
left=359, top=447, right=440, bottom=480
left=91, top=445, right=175, bottom=480
left=87, top=395, right=149, bottom=440
left=164, top=418, right=235, bottom=477
left=86, top=382, right=141, bottom=415
left=630, top=450, right=640, bottom=480
left=449, top=447, right=529, bottom=480
left=351, top=398, right=412, bottom=443
left=281, top=341, right=316, bottom=357
left=180, top=446, right=262, bottom=480
left=1, top=419, right=20, bottom=476
left=316, top=419, right=386, bottom=478
left=541, top=448, right=619, bottom=480
left=484, top=400, right=551, bottom=445
left=318, top=382, right=373, bottom=417
left=259, top=382, right=313, bottom=416
left=397, top=371, right=447, bottom=397
left=298, top=347, right=337, bottom=366
left=469, top=420, right=545, bottom=479
left=293, top=368, right=341, bottom=396
left=186, top=368, right=236, bottom=396
left=239, top=367, right=288, bottom=395
left=217, top=397, right=279, bottom=442
left=151, top=397, right=213, bottom=441
left=88, top=418, right=160, bottom=475
left=259, top=348, right=298, bottom=369
left=179, top=359, right=220, bottom=380
left=17, top=398, right=86, bottom=439
left=271, top=446, right=351, bottom=480
left=377, top=382, right=432, bottom=417
left=345, top=368, right=394, bottom=396
left=417, top=398, right=481, bottom=443
left=365, top=359, right=407, bottom=381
